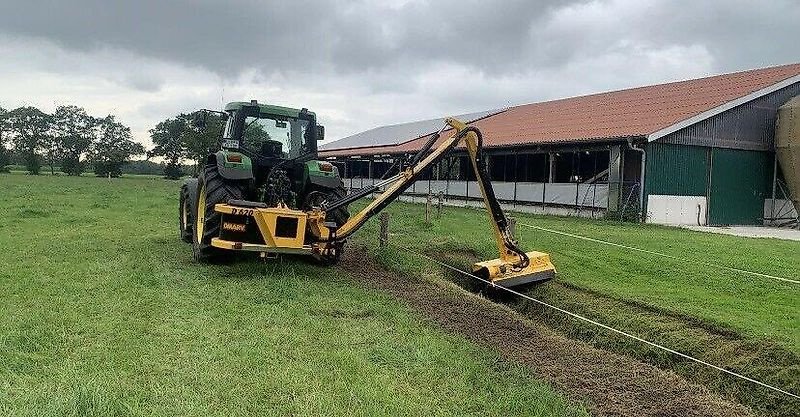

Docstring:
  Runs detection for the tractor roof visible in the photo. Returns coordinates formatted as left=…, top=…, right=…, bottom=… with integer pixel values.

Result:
left=224, top=101, right=315, bottom=119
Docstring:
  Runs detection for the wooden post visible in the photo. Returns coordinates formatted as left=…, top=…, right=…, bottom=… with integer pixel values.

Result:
left=379, top=212, right=389, bottom=247
left=425, top=192, right=432, bottom=224
left=437, top=191, right=443, bottom=218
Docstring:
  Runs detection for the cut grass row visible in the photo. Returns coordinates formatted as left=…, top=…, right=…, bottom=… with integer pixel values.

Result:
left=351, top=200, right=799, bottom=351
left=0, top=175, right=587, bottom=416
left=348, top=200, right=800, bottom=415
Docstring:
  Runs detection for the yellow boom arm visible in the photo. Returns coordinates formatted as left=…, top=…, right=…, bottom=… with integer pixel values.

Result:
left=317, top=118, right=555, bottom=287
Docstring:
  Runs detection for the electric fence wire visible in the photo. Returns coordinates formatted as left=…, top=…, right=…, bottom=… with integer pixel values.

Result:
left=517, top=223, right=799, bottom=285
left=399, top=246, right=800, bottom=400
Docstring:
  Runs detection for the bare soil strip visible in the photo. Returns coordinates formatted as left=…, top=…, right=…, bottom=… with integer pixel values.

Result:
left=340, top=246, right=754, bottom=417
left=432, top=249, right=798, bottom=417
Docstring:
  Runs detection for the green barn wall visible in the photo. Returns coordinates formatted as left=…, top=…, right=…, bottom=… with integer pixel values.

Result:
left=708, top=148, right=773, bottom=225
left=644, top=142, right=774, bottom=225
left=645, top=142, right=709, bottom=197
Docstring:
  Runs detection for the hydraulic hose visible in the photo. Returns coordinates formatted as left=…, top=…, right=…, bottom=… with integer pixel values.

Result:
left=463, top=126, right=530, bottom=270
left=408, top=131, right=441, bottom=167
left=321, top=126, right=466, bottom=243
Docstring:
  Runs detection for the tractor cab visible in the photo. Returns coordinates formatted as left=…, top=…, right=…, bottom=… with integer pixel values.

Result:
left=220, top=100, right=325, bottom=161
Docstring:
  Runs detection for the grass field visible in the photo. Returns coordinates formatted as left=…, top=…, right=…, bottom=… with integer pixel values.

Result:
left=2, top=173, right=798, bottom=416
left=350, top=198, right=800, bottom=415
left=355, top=201, right=799, bottom=351
left=0, top=173, right=587, bottom=416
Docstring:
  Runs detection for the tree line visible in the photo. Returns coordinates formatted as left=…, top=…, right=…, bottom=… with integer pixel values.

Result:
left=148, top=112, right=225, bottom=179
left=0, top=105, right=231, bottom=179
left=0, top=105, right=144, bottom=177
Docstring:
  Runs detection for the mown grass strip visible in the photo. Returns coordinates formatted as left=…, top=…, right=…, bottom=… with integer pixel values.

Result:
left=0, top=174, right=587, bottom=416
left=409, top=247, right=799, bottom=400
left=347, top=200, right=800, bottom=416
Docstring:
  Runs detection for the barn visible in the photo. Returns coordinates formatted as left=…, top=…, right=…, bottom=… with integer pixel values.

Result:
left=320, top=63, right=800, bottom=226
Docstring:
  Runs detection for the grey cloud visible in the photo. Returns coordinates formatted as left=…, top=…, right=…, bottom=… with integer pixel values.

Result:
left=121, top=73, right=163, bottom=92
left=0, top=1, right=333, bottom=72
left=1, top=0, right=797, bottom=84
left=530, top=0, right=800, bottom=72
left=0, top=0, right=798, bottom=142
left=0, top=0, right=579, bottom=77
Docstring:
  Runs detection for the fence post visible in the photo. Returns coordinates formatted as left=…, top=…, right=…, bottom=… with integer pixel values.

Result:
left=542, top=180, right=547, bottom=213
left=437, top=191, right=443, bottom=218
left=508, top=216, right=516, bottom=239
left=379, top=212, right=389, bottom=247
left=425, top=192, right=432, bottom=224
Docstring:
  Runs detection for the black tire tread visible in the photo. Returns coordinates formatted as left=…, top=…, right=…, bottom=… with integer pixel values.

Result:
left=192, top=164, right=244, bottom=261
left=179, top=183, right=193, bottom=243
left=303, top=185, right=350, bottom=265
left=326, top=186, right=350, bottom=227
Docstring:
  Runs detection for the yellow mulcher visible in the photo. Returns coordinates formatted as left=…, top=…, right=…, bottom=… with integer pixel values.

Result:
left=182, top=106, right=555, bottom=287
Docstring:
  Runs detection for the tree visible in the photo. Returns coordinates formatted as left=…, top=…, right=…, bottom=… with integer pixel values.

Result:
left=148, top=111, right=226, bottom=178
left=52, top=105, right=97, bottom=176
left=7, top=106, right=51, bottom=175
left=148, top=116, right=188, bottom=179
left=0, top=106, right=9, bottom=172
left=182, top=112, right=224, bottom=172
left=90, top=115, right=144, bottom=177
left=40, top=126, right=61, bottom=175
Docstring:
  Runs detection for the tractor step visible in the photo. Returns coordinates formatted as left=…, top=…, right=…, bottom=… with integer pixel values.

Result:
left=227, top=199, right=268, bottom=208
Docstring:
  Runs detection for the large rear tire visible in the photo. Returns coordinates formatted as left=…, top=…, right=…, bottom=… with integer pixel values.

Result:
left=192, top=164, right=244, bottom=262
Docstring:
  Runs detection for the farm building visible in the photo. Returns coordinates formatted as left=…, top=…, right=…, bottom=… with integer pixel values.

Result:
left=320, top=63, right=800, bottom=226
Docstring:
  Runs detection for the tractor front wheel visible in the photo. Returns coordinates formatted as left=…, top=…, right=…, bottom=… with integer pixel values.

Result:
left=192, top=164, right=244, bottom=262
left=304, top=186, right=350, bottom=265
left=304, top=186, right=350, bottom=226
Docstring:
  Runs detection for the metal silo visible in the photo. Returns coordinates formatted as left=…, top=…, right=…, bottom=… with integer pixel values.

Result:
left=775, top=96, right=800, bottom=215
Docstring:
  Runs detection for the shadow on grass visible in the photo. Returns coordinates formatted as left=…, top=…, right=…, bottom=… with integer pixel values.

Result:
left=155, top=236, right=345, bottom=287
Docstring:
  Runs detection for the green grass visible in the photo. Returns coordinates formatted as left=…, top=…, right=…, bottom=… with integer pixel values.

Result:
left=348, top=200, right=800, bottom=415
left=0, top=175, right=587, bottom=416
left=352, top=201, right=799, bottom=352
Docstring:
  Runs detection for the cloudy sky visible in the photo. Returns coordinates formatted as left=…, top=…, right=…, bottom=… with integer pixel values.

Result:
left=0, top=0, right=798, bottom=147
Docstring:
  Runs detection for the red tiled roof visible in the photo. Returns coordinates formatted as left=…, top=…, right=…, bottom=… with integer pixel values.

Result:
left=321, top=63, right=800, bottom=157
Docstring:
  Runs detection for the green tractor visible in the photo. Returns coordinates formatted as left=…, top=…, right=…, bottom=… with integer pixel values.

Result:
left=179, top=100, right=349, bottom=263
left=177, top=107, right=555, bottom=287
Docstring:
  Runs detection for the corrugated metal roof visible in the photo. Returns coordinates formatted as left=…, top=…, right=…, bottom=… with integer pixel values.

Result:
left=320, top=63, right=800, bottom=158
left=319, top=109, right=502, bottom=151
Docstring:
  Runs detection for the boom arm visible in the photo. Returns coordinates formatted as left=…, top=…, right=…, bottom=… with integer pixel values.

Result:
left=322, top=118, right=530, bottom=270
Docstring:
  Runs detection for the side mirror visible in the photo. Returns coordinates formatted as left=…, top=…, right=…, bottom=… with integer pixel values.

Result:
left=316, top=125, right=325, bottom=141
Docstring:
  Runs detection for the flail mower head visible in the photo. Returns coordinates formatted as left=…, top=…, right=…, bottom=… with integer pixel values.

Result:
left=473, top=251, right=555, bottom=288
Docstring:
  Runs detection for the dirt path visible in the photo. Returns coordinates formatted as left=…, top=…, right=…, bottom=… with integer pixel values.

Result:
left=340, top=247, right=754, bottom=417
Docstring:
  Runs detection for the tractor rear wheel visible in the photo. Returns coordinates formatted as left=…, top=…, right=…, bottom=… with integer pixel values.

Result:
left=192, top=164, right=244, bottom=262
